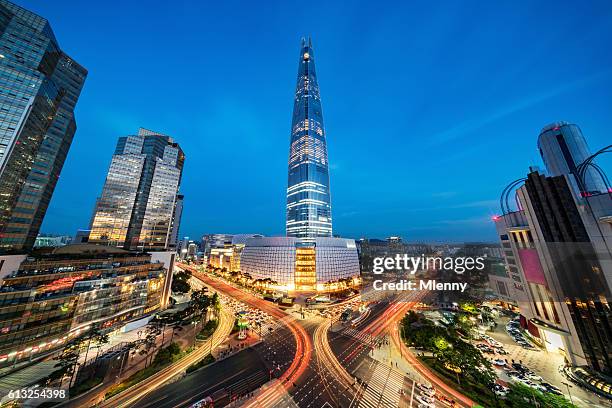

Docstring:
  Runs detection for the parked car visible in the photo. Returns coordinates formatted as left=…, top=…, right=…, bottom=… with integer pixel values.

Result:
left=416, top=395, right=435, bottom=406
left=416, top=383, right=434, bottom=393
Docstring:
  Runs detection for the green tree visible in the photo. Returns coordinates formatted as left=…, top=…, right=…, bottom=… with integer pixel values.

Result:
left=50, top=339, right=81, bottom=387
left=506, top=383, right=576, bottom=407
left=172, top=270, right=192, bottom=294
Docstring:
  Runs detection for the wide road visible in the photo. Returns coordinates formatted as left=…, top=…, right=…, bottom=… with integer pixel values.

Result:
left=181, top=265, right=312, bottom=407
left=132, top=347, right=268, bottom=408
left=99, top=307, right=234, bottom=408
left=325, top=291, right=475, bottom=407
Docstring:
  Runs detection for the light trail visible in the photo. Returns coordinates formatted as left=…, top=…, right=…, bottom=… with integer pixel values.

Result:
left=184, top=266, right=311, bottom=408
left=99, top=307, right=234, bottom=408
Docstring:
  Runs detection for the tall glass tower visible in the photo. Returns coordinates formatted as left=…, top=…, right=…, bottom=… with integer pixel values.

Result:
left=0, top=0, right=87, bottom=253
left=89, top=128, right=185, bottom=250
left=538, top=121, right=607, bottom=194
left=286, top=37, right=332, bottom=243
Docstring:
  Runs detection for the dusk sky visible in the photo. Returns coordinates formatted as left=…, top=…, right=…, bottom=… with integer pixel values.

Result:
left=24, top=0, right=612, bottom=242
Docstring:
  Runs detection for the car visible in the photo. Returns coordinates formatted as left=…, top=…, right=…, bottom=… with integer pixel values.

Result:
left=493, top=359, right=506, bottom=366
left=527, top=373, right=543, bottom=382
left=436, top=395, right=458, bottom=407
left=418, top=404, right=433, bottom=408
left=416, top=383, right=434, bottom=394
left=492, top=384, right=508, bottom=392
left=189, top=397, right=213, bottom=408
left=541, top=382, right=561, bottom=391
left=496, top=348, right=509, bottom=355
left=541, top=382, right=563, bottom=395
left=416, top=395, right=435, bottom=405
left=419, top=386, right=436, bottom=397
left=544, top=387, right=564, bottom=396
left=522, top=343, right=535, bottom=349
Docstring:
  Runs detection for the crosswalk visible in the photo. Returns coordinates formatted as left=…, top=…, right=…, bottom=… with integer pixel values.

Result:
left=357, top=363, right=406, bottom=408
left=225, top=371, right=269, bottom=403
left=240, top=379, right=299, bottom=408
left=339, top=327, right=377, bottom=345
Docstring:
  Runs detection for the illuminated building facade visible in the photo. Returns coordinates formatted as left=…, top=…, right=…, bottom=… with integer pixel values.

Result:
left=240, top=38, right=359, bottom=293
left=494, top=122, right=612, bottom=380
left=0, top=0, right=87, bottom=253
left=286, top=37, right=332, bottom=241
left=0, top=245, right=168, bottom=366
left=89, top=128, right=185, bottom=250
left=240, top=237, right=359, bottom=292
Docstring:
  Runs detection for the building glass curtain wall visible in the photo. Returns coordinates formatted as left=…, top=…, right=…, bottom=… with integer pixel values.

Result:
left=0, top=0, right=87, bottom=253
left=89, top=128, right=184, bottom=250
left=537, top=122, right=606, bottom=194
left=286, top=37, right=332, bottom=242
left=240, top=237, right=359, bottom=292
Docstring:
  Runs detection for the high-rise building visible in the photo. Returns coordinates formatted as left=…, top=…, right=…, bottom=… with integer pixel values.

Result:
left=493, top=122, right=612, bottom=383
left=89, top=128, right=185, bottom=250
left=0, top=0, right=87, bottom=253
left=538, top=122, right=606, bottom=194
left=286, top=37, right=332, bottom=242
left=0, top=244, right=169, bottom=366
left=168, top=193, right=183, bottom=248
left=241, top=38, right=359, bottom=293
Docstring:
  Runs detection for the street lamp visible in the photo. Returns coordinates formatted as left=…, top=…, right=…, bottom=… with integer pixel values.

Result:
left=561, top=382, right=574, bottom=405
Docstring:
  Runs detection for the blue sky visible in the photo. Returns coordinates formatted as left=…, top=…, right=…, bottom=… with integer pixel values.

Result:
left=25, top=0, right=612, bottom=242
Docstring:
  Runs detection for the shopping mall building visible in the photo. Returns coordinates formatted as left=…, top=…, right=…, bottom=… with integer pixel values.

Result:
left=240, top=237, right=359, bottom=292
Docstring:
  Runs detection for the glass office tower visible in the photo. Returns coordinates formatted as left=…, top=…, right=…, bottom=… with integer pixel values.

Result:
left=538, top=122, right=607, bottom=194
left=0, top=0, right=87, bottom=253
left=286, top=37, right=332, bottom=242
left=89, top=128, right=185, bottom=250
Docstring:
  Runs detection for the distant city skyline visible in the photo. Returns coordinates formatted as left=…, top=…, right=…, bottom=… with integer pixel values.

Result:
left=18, top=0, right=612, bottom=242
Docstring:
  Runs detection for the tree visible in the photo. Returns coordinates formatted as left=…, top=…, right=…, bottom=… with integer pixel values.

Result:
left=190, top=289, right=212, bottom=324
left=138, top=322, right=162, bottom=367
left=211, top=292, right=220, bottom=318
left=506, top=383, right=576, bottom=408
left=50, top=339, right=81, bottom=387
left=172, top=270, right=192, bottom=294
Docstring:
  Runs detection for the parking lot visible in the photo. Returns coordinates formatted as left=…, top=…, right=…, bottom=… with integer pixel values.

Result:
left=484, top=316, right=609, bottom=407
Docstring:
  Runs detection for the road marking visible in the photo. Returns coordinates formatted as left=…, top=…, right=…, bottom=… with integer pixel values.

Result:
left=409, top=381, right=415, bottom=407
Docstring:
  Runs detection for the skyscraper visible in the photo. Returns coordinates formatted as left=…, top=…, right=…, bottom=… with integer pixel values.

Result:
left=538, top=122, right=606, bottom=193
left=0, top=0, right=87, bottom=253
left=493, top=122, right=612, bottom=381
left=286, top=37, right=332, bottom=242
left=89, top=128, right=185, bottom=250
left=240, top=38, right=359, bottom=293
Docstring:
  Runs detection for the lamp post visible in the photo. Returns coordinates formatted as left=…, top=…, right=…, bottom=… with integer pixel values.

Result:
left=561, top=382, right=574, bottom=405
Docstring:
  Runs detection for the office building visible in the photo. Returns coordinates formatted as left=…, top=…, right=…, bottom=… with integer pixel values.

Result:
left=286, top=37, right=332, bottom=241
left=538, top=122, right=607, bottom=194
left=493, top=122, right=612, bottom=382
left=88, top=128, right=185, bottom=251
left=0, top=244, right=169, bottom=366
left=169, top=194, right=183, bottom=249
left=33, top=234, right=72, bottom=248
left=0, top=0, right=87, bottom=253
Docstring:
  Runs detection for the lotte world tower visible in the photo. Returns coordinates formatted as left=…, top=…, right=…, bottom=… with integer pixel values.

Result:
left=286, top=37, right=333, bottom=242
left=240, top=38, right=358, bottom=293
